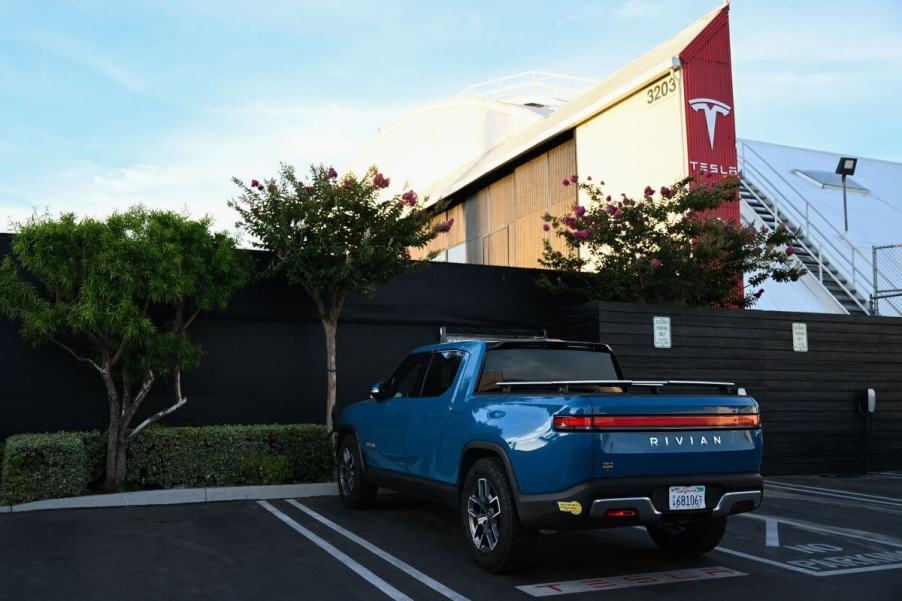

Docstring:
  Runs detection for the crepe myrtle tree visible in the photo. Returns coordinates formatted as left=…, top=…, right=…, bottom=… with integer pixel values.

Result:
left=0, top=208, right=248, bottom=491
left=540, top=174, right=806, bottom=307
left=229, top=164, right=450, bottom=431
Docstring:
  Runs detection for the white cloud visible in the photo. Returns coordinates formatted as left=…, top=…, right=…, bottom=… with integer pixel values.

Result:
left=0, top=98, right=412, bottom=236
left=614, top=0, right=664, bottom=21
left=23, top=32, right=147, bottom=93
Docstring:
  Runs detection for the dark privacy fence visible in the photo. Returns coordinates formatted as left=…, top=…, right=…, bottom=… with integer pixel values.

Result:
left=559, top=302, right=902, bottom=475
left=1, top=233, right=900, bottom=474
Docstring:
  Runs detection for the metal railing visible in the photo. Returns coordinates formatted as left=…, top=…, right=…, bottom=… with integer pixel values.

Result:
left=872, top=243, right=902, bottom=315
left=458, top=71, right=597, bottom=104
left=738, top=140, right=902, bottom=316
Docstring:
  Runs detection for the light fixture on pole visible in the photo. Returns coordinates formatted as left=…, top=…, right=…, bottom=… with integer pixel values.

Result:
left=835, top=156, right=858, bottom=232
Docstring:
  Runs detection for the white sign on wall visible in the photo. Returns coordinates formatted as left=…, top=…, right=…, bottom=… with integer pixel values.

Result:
left=792, top=322, right=808, bottom=352
left=653, top=316, right=672, bottom=349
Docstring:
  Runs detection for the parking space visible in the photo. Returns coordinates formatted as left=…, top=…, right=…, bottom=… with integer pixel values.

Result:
left=1, top=474, right=901, bottom=600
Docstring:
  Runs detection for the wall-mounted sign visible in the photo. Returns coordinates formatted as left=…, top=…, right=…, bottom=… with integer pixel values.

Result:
left=792, top=322, right=808, bottom=352
left=653, top=316, right=672, bottom=348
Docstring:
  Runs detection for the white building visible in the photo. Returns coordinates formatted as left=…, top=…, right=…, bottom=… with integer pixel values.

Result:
left=351, top=5, right=901, bottom=317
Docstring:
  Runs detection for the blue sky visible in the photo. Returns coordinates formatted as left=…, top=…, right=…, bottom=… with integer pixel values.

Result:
left=1, top=0, right=900, bottom=231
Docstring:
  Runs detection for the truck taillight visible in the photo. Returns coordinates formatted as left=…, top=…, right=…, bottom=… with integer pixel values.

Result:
left=553, top=414, right=760, bottom=431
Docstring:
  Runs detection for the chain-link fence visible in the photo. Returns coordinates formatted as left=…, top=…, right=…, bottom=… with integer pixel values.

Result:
left=871, top=243, right=902, bottom=316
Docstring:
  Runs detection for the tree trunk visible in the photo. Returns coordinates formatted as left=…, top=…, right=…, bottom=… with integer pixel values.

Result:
left=102, top=367, right=124, bottom=492
left=322, top=316, right=338, bottom=432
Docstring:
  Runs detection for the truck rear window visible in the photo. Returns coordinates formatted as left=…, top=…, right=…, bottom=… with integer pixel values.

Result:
left=477, top=348, right=620, bottom=392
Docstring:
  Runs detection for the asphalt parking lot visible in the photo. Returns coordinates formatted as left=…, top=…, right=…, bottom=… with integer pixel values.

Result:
left=2, top=473, right=901, bottom=600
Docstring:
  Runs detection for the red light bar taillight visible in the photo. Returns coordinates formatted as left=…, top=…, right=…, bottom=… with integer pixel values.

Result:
left=553, top=414, right=760, bottom=431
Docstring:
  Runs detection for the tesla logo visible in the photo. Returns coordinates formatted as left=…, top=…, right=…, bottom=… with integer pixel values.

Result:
left=689, top=98, right=731, bottom=150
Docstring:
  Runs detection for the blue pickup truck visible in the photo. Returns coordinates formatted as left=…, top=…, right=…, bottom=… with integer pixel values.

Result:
left=335, top=339, right=763, bottom=572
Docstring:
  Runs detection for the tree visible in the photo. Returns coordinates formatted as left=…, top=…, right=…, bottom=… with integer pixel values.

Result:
left=0, top=208, right=248, bottom=490
left=229, top=164, right=448, bottom=431
left=540, top=175, right=806, bottom=307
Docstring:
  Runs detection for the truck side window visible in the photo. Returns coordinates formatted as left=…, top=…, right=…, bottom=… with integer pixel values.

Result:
left=421, top=351, right=465, bottom=397
left=383, top=353, right=430, bottom=398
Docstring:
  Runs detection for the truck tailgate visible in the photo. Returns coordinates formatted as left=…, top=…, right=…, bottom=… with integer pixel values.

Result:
left=588, top=394, right=762, bottom=478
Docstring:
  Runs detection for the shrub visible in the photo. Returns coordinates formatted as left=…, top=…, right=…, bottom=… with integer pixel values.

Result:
left=1, top=424, right=333, bottom=504
left=1, top=432, right=89, bottom=504
left=124, top=424, right=333, bottom=489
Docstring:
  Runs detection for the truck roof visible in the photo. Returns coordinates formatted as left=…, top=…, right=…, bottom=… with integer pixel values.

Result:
left=410, top=339, right=614, bottom=354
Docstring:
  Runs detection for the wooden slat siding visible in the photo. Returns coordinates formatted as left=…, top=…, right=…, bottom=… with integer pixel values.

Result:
left=489, top=177, right=515, bottom=231
left=547, top=138, right=578, bottom=256
left=484, top=227, right=509, bottom=266
left=446, top=203, right=465, bottom=248
left=512, top=155, right=547, bottom=268
left=555, top=301, right=902, bottom=475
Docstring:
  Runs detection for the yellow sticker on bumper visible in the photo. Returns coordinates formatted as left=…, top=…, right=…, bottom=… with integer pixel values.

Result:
left=557, top=501, right=583, bottom=515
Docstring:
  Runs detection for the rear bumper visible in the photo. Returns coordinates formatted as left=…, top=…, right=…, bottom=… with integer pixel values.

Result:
left=516, top=472, right=763, bottom=529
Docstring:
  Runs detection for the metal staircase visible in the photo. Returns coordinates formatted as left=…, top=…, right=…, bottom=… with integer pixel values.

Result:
left=739, top=177, right=870, bottom=315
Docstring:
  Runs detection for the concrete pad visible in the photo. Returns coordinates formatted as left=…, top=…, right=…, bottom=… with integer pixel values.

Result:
left=11, top=493, right=131, bottom=512
left=206, top=482, right=336, bottom=502
left=6, top=481, right=338, bottom=513
left=124, top=488, right=207, bottom=507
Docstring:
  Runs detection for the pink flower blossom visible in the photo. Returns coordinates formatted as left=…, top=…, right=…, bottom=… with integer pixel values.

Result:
left=304, top=186, right=314, bottom=194
left=563, top=215, right=578, bottom=229
left=651, top=258, right=663, bottom=268
left=374, top=172, right=390, bottom=189
left=605, top=195, right=612, bottom=202
left=250, top=179, right=260, bottom=188
left=543, top=223, right=550, bottom=232
left=574, top=205, right=586, bottom=217
left=614, top=207, right=622, bottom=217
left=437, top=218, right=454, bottom=233
left=605, top=204, right=617, bottom=215
left=760, top=225, right=769, bottom=233
left=569, top=174, right=578, bottom=183
left=573, top=229, right=589, bottom=241
left=785, top=245, right=796, bottom=256
left=561, top=178, right=570, bottom=187
left=660, top=186, right=673, bottom=198
left=328, top=167, right=338, bottom=179
left=402, top=189, right=418, bottom=205
left=644, top=186, right=654, bottom=197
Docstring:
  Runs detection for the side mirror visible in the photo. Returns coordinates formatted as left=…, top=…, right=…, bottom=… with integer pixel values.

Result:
left=370, top=382, right=385, bottom=401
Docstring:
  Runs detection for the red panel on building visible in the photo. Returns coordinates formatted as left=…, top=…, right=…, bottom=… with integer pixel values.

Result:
left=681, top=6, right=739, bottom=224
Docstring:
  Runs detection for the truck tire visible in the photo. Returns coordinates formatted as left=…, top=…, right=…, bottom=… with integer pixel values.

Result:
left=460, top=457, right=536, bottom=573
left=337, top=433, right=377, bottom=509
left=646, top=516, right=727, bottom=556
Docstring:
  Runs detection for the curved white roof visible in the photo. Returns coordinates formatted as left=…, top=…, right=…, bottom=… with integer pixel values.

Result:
left=349, top=96, right=544, bottom=197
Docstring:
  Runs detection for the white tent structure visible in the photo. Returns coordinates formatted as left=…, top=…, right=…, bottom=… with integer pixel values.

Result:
left=738, top=139, right=902, bottom=316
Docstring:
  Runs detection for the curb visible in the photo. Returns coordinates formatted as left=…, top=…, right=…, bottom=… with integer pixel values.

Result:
left=2, top=481, right=337, bottom=514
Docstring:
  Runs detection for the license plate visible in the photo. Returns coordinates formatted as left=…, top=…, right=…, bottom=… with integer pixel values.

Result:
left=669, top=485, right=705, bottom=510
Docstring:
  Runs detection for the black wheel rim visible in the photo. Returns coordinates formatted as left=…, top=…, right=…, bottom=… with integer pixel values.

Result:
left=467, top=477, right=502, bottom=551
left=339, top=446, right=355, bottom=496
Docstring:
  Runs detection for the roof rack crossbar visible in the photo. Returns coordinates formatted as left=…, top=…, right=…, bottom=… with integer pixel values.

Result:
left=493, top=380, right=737, bottom=394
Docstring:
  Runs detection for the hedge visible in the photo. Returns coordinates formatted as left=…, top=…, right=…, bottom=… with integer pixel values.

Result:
left=125, top=424, right=333, bottom=489
left=1, top=424, right=333, bottom=504
left=1, top=432, right=90, bottom=504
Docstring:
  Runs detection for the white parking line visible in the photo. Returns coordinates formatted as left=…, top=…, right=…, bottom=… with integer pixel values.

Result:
left=765, top=519, right=780, bottom=547
left=286, top=499, right=472, bottom=601
left=258, top=501, right=414, bottom=601
left=766, top=482, right=902, bottom=509
left=738, top=513, right=902, bottom=549
left=768, top=480, right=902, bottom=502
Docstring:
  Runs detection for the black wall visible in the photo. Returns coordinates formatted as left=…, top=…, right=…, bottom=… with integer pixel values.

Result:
left=2, top=233, right=900, bottom=475
left=559, top=302, right=902, bottom=475
left=0, top=232, right=572, bottom=440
